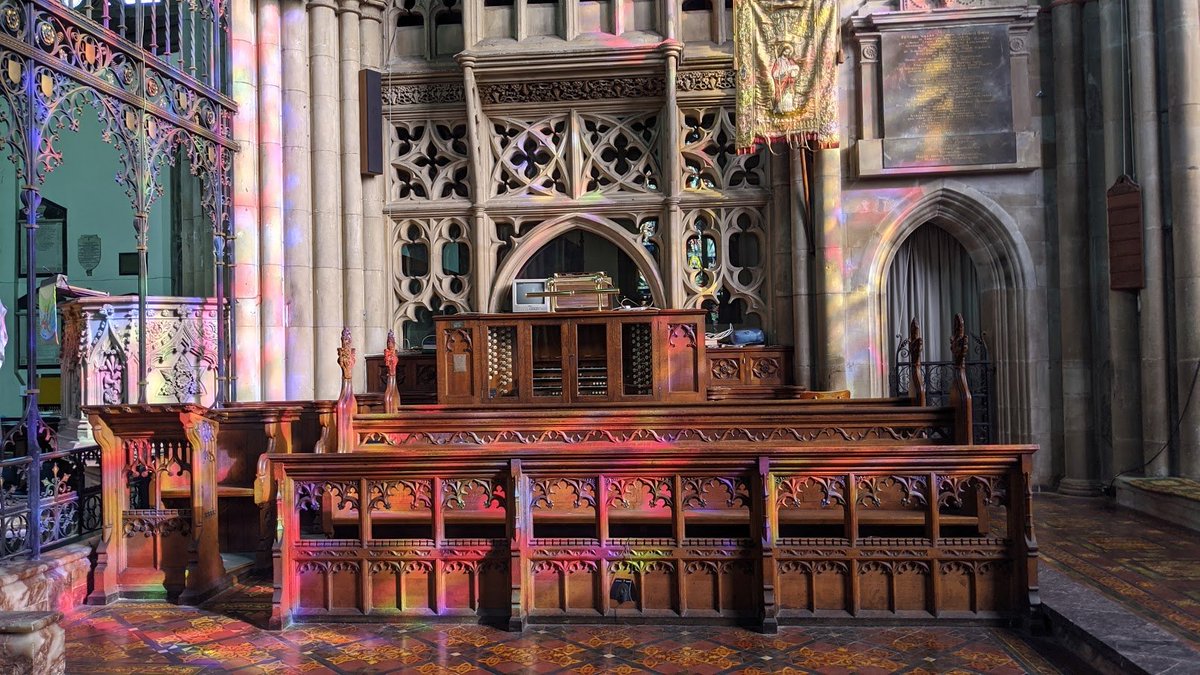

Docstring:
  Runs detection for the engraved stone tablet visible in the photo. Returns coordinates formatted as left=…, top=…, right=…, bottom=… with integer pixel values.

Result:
left=880, top=24, right=1015, bottom=168
left=78, top=235, right=102, bottom=276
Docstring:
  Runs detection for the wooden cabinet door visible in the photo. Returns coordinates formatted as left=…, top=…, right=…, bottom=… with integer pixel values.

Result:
left=658, top=316, right=706, bottom=402
left=436, top=319, right=480, bottom=404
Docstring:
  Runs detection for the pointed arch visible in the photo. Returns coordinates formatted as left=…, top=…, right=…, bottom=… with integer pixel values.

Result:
left=488, top=213, right=667, bottom=312
left=856, top=180, right=1047, bottom=448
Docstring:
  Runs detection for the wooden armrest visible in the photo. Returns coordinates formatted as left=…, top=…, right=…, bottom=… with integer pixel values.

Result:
left=607, top=510, right=672, bottom=524
left=683, top=509, right=750, bottom=523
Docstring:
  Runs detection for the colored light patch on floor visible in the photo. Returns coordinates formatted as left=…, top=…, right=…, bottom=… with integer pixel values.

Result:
left=63, top=586, right=1080, bottom=674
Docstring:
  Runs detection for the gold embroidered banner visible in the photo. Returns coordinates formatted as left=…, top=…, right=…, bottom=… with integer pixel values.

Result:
left=734, top=0, right=840, bottom=152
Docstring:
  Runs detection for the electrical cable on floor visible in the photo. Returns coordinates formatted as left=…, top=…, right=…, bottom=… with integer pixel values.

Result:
left=1106, top=359, right=1200, bottom=494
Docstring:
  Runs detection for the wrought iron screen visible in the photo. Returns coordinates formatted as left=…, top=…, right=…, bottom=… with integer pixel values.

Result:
left=1, top=419, right=101, bottom=560
left=891, top=333, right=995, bottom=444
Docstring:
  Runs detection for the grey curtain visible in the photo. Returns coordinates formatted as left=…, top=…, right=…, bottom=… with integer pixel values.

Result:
left=887, top=223, right=982, bottom=362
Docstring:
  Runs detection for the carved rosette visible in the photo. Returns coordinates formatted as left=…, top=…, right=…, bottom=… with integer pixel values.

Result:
left=711, top=358, right=740, bottom=380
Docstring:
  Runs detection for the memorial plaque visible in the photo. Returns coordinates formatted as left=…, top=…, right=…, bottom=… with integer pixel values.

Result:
left=880, top=24, right=1016, bottom=168
left=78, top=235, right=101, bottom=276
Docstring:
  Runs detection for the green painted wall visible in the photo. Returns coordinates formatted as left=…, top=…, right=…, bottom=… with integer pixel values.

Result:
left=0, top=112, right=176, bottom=417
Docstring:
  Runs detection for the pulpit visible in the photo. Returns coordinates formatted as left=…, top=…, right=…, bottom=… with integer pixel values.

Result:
left=58, top=297, right=219, bottom=448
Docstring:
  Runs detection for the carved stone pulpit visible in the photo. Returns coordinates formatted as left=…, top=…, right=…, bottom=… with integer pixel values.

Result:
left=58, top=297, right=219, bottom=448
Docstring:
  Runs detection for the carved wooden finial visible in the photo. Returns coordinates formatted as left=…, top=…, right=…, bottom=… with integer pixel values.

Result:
left=383, top=329, right=400, bottom=414
left=949, top=313, right=973, bottom=445
left=909, top=318, right=923, bottom=361
left=384, top=330, right=398, bottom=372
left=908, top=317, right=926, bottom=407
left=951, top=313, right=968, bottom=369
left=337, top=327, right=356, bottom=381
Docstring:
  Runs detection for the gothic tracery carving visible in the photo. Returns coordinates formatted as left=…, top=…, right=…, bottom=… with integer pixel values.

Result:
left=388, top=119, right=470, bottom=201
left=490, top=114, right=570, bottom=197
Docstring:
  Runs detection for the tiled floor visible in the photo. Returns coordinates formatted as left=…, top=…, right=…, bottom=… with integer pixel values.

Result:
left=62, top=491, right=1200, bottom=674
left=63, top=598, right=1076, bottom=674
left=1034, top=492, right=1200, bottom=650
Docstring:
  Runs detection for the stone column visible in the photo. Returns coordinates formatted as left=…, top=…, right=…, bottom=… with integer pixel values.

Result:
left=361, top=0, right=388, bottom=356
left=259, top=0, right=287, bottom=401
left=662, top=42, right=684, bottom=308
left=1166, top=0, right=1200, bottom=478
left=1053, top=2, right=1098, bottom=495
left=339, top=0, right=366, bottom=386
left=283, top=0, right=314, bottom=398
left=1131, top=0, right=1170, bottom=476
left=813, top=148, right=845, bottom=391
left=283, top=0, right=315, bottom=400
left=1100, top=0, right=1143, bottom=479
left=459, top=57, right=493, bottom=311
left=790, top=150, right=812, bottom=388
left=309, top=0, right=344, bottom=399
left=231, top=0, right=262, bottom=401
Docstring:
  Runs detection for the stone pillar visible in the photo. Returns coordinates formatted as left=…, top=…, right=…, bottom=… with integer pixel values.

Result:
left=790, top=150, right=812, bottom=389
left=339, top=0, right=366, bottom=387
left=662, top=42, right=684, bottom=308
left=813, top=148, right=845, bottom=391
left=231, top=0, right=262, bottom=401
left=361, top=0, right=388, bottom=357
left=459, top=57, right=492, bottom=311
left=1053, top=2, right=1098, bottom=495
left=309, top=0, right=344, bottom=399
left=1099, top=0, right=1143, bottom=480
left=1131, top=0, right=1170, bottom=476
left=1166, top=0, right=1200, bottom=478
left=283, top=0, right=315, bottom=400
left=259, top=0, right=287, bottom=401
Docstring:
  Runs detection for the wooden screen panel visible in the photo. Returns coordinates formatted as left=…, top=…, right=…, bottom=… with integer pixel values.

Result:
left=777, top=562, right=813, bottom=613
left=664, top=321, right=703, bottom=399
left=894, top=562, right=931, bottom=614
left=438, top=323, right=478, bottom=403
left=812, top=562, right=849, bottom=613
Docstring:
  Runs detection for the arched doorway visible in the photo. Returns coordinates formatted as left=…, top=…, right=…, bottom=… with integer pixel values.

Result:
left=885, top=223, right=994, bottom=443
left=856, top=181, right=1047, bottom=472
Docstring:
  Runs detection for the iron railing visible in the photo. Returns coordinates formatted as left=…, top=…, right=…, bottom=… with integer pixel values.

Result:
left=891, top=333, right=995, bottom=445
left=1, top=419, right=101, bottom=560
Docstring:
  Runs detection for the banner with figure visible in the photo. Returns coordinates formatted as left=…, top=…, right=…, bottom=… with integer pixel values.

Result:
left=734, top=0, right=840, bottom=152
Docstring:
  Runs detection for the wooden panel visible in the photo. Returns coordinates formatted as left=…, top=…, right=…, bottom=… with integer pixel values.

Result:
left=437, top=322, right=478, bottom=404
left=1108, top=175, right=1144, bottom=291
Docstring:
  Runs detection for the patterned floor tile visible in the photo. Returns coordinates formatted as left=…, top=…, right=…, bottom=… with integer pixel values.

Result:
left=70, top=491, right=1200, bottom=673
left=1034, top=493, right=1200, bottom=649
left=64, top=592, right=1076, bottom=675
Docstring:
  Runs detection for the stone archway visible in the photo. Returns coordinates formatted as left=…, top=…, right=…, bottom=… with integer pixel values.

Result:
left=488, top=213, right=667, bottom=312
left=856, top=181, right=1048, bottom=454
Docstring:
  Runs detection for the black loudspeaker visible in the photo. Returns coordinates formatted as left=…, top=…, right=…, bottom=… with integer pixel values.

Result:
left=359, top=68, right=383, bottom=176
left=609, top=577, right=634, bottom=603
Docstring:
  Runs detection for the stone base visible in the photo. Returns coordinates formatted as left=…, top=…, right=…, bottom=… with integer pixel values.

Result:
left=0, top=543, right=93, bottom=614
left=1057, top=477, right=1103, bottom=496
left=0, top=612, right=65, bottom=675
left=55, top=414, right=95, bottom=450
left=1114, top=476, right=1200, bottom=533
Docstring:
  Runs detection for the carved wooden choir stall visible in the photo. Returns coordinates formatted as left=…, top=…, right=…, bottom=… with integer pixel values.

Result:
left=85, top=315, right=1038, bottom=633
